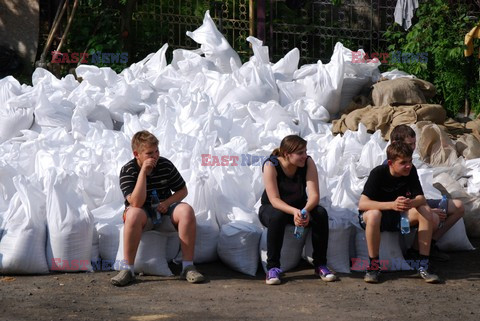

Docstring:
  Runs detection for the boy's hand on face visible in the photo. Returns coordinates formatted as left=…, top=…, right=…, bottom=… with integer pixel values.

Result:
left=393, top=196, right=412, bottom=212
left=142, top=158, right=157, bottom=174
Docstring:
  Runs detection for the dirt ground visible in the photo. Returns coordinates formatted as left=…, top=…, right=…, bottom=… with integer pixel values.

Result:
left=1, top=238, right=479, bottom=321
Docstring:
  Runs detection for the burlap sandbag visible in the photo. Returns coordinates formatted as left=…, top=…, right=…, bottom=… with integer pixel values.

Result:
left=455, top=133, right=480, bottom=159
left=416, top=122, right=458, bottom=166
left=372, top=78, right=435, bottom=106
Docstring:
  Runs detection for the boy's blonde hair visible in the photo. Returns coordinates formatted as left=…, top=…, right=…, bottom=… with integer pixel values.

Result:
left=131, top=130, right=159, bottom=152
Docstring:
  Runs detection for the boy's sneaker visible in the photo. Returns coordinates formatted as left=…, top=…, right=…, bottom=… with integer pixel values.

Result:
left=265, top=267, right=282, bottom=285
left=418, top=265, right=441, bottom=284
left=181, top=265, right=205, bottom=283
left=315, top=265, right=337, bottom=282
left=111, top=270, right=135, bottom=286
left=364, top=268, right=381, bottom=284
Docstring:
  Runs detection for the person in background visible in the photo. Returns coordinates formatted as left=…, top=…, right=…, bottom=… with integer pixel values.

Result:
left=111, top=130, right=204, bottom=286
left=259, top=134, right=336, bottom=285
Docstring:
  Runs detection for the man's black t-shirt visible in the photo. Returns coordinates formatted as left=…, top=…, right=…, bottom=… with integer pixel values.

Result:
left=359, top=164, right=424, bottom=232
left=362, top=164, right=424, bottom=204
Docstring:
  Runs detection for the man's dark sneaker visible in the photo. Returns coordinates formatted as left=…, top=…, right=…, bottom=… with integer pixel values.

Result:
left=364, top=269, right=381, bottom=284
left=418, top=265, right=441, bottom=284
left=430, top=245, right=450, bottom=262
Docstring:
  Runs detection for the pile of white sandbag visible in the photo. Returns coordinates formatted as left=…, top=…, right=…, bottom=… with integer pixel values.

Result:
left=0, top=11, right=477, bottom=276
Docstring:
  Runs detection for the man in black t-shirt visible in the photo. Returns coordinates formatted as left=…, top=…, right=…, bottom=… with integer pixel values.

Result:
left=111, top=130, right=205, bottom=286
left=358, top=142, right=440, bottom=284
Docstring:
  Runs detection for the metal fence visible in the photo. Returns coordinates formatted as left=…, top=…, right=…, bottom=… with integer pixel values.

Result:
left=131, top=0, right=252, bottom=62
left=262, top=0, right=398, bottom=64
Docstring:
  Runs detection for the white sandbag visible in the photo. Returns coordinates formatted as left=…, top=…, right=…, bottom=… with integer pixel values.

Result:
left=0, top=161, right=17, bottom=212
left=0, top=76, right=22, bottom=105
left=246, top=36, right=270, bottom=65
left=339, top=47, right=380, bottom=111
left=91, top=227, right=100, bottom=263
left=356, top=130, right=387, bottom=177
left=114, top=226, right=173, bottom=276
left=217, top=221, right=262, bottom=276
left=33, top=87, right=74, bottom=130
left=272, top=48, right=300, bottom=82
left=303, top=217, right=351, bottom=273
left=354, top=228, right=412, bottom=271
left=186, top=10, right=242, bottom=74
left=0, top=103, right=34, bottom=144
left=46, top=171, right=94, bottom=272
left=259, top=225, right=308, bottom=273
left=0, top=175, right=49, bottom=274
left=302, top=42, right=345, bottom=118
left=216, top=64, right=279, bottom=113
left=381, top=69, right=415, bottom=80
left=330, top=163, right=366, bottom=214
left=91, top=202, right=124, bottom=264
left=436, top=218, right=475, bottom=251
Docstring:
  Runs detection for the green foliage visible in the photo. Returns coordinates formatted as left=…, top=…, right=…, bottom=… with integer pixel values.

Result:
left=383, top=0, right=480, bottom=117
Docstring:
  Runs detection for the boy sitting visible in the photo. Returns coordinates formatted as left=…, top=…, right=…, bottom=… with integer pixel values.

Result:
left=358, top=141, right=440, bottom=284
left=389, top=124, right=465, bottom=261
left=111, top=130, right=205, bottom=286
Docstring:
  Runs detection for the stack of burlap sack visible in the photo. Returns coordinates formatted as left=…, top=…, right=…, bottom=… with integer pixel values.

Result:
left=332, top=76, right=480, bottom=237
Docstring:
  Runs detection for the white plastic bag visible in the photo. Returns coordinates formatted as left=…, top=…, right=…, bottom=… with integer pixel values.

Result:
left=0, top=175, right=49, bottom=274
left=217, top=221, right=262, bottom=276
left=46, top=171, right=94, bottom=272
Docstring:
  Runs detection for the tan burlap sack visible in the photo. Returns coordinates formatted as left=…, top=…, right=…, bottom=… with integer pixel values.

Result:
left=416, top=122, right=458, bottom=166
left=455, top=133, right=480, bottom=159
left=372, top=78, right=435, bottom=106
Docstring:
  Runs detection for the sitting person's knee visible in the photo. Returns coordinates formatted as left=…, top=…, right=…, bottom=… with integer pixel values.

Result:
left=364, top=210, right=382, bottom=226
left=453, top=199, right=465, bottom=217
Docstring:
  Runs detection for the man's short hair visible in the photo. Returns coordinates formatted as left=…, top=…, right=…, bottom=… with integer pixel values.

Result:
left=387, top=141, right=414, bottom=161
left=131, top=130, right=159, bottom=152
left=390, top=124, right=416, bottom=143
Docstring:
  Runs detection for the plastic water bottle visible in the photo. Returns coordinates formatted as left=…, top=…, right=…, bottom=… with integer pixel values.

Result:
left=400, top=211, right=410, bottom=234
left=151, top=189, right=162, bottom=225
left=438, top=195, right=448, bottom=229
left=294, top=209, right=307, bottom=239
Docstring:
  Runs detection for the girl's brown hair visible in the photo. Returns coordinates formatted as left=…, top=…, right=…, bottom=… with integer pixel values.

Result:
left=272, top=135, right=307, bottom=157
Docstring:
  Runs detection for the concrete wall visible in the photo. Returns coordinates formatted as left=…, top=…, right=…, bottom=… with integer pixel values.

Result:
left=0, top=0, right=40, bottom=73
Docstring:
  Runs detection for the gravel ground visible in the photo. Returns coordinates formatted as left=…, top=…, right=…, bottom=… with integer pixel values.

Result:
left=1, top=238, right=479, bottom=321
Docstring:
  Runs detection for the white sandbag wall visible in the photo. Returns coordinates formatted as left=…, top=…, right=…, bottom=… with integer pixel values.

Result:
left=0, top=10, right=478, bottom=276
